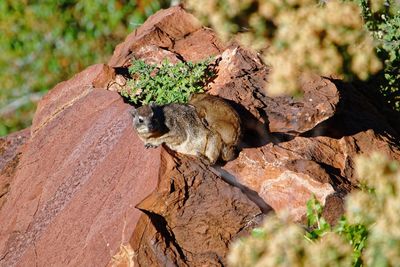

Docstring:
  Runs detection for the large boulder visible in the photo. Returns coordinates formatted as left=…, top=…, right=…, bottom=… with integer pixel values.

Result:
left=0, top=65, right=160, bottom=266
left=0, top=5, right=399, bottom=267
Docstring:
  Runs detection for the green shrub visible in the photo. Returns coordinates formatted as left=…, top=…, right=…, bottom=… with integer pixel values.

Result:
left=122, top=58, right=215, bottom=105
left=358, top=0, right=400, bottom=110
left=305, top=196, right=368, bottom=267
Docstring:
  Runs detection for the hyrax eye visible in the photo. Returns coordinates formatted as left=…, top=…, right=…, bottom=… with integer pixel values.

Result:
left=138, top=117, right=144, bottom=123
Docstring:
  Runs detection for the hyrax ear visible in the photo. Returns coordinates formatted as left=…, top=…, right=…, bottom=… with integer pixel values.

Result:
left=129, top=107, right=138, bottom=118
left=188, top=92, right=203, bottom=102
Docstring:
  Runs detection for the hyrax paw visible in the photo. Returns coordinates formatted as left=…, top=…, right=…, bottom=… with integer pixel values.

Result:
left=145, top=143, right=158, bottom=149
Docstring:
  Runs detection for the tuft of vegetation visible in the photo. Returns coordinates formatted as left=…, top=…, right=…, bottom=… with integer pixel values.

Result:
left=122, top=58, right=215, bottom=105
left=305, top=196, right=368, bottom=267
left=358, top=0, right=400, bottom=110
left=228, top=153, right=400, bottom=267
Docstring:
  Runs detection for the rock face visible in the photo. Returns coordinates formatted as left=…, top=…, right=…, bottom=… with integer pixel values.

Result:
left=131, top=150, right=262, bottom=266
left=0, top=128, right=30, bottom=210
left=0, top=66, right=160, bottom=267
left=1, top=5, right=399, bottom=267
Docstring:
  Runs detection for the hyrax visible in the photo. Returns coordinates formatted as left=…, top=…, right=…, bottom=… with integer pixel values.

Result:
left=130, top=94, right=241, bottom=164
left=131, top=102, right=223, bottom=164
left=189, top=93, right=241, bottom=161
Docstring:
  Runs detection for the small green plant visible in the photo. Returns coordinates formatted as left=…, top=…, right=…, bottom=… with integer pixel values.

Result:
left=304, top=195, right=331, bottom=241
left=305, top=196, right=368, bottom=267
left=228, top=196, right=369, bottom=267
left=335, top=217, right=368, bottom=267
left=123, top=58, right=215, bottom=105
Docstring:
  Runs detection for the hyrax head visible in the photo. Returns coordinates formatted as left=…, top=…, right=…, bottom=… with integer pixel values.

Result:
left=130, top=103, right=164, bottom=136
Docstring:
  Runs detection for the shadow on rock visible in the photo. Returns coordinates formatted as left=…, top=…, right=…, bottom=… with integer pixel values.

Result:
left=211, top=165, right=273, bottom=214
left=228, top=100, right=272, bottom=148
left=300, top=78, right=400, bottom=147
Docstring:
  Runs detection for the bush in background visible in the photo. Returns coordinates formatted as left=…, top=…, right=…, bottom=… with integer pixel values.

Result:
left=0, top=0, right=170, bottom=136
left=185, top=0, right=399, bottom=110
left=359, top=0, right=400, bottom=110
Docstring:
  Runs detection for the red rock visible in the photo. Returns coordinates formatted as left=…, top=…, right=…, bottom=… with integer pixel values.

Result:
left=208, top=47, right=340, bottom=134
left=0, top=128, right=30, bottom=209
left=32, top=64, right=105, bottom=136
left=130, top=150, right=262, bottom=266
left=92, top=64, right=116, bottom=89
left=108, top=6, right=202, bottom=68
left=223, top=131, right=399, bottom=222
left=0, top=66, right=160, bottom=266
left=133, top=45, right=182, bottom=65
left=173, top=28, right=225, bottom=62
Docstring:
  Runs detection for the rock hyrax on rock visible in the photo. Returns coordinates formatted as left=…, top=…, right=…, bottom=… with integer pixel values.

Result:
left=130, top=94, right=241, bottom=164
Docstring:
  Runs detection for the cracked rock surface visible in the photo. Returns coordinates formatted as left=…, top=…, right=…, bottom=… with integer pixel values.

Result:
left=0, top=6, right=399, bottom=267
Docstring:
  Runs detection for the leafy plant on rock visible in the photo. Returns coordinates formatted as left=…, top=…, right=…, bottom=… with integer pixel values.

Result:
left=123, top=58, right=215, bottom=105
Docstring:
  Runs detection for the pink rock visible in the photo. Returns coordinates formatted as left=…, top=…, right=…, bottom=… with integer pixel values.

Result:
left=0, top=66, right=160, bottom=267
left=0, top=128, right=30, bottom=209
left=108, top=6, right=202, bottom=68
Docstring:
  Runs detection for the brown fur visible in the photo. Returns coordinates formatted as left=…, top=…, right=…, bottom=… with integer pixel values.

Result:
left=131, top=103, right=222, bottom=164
left=189, top=93, right=241, bottom=161
left=130, top=94, right=241, bottom=164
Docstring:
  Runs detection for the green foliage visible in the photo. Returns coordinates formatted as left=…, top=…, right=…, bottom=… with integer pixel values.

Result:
left=349, top=154, right=400, bottom=266
left=305, top=196, right=331, bottom=241
left=357, top=0, right=400, bottom=110
left=335, top=218, right=368, bottom=267
left=123, top=58, right=215, bottom=105
left=305, top=196, right=368, bottom=267
left=0, top=0, right=169, bottom=136
left=251, top=227, right=267, bottom=239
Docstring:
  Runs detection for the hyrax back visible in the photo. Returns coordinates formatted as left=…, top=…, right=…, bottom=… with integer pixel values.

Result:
left=130, top=102, right=223, bottom=164
left=189, top=93, right=241, bottom=161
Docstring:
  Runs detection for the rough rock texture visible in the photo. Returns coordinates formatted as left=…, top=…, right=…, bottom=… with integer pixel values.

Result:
left=1, top=5, right=400, bottom=267
left=131, top=150, right=262, bottom=266
left=108, top=6, right=223, bottom=67
left=0, top=128, right=30, bottom=209
left=209, top=47, right=341, bottom=134
left=0, top=65, right=160, bottom=267
left=208, top=46, right=400, bottom=221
